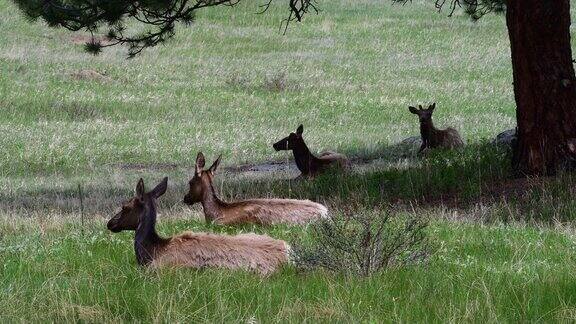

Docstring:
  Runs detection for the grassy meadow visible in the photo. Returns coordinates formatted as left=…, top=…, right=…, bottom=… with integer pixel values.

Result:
left=3, top=0, right=576, bottom=321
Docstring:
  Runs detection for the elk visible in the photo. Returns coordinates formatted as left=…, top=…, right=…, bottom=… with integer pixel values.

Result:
left=273, top=124, right=350, bottom=178
left=183, top=152, right=329, bottom=225
left=107, top=177, right=290, bottom=276
left=409, top=103, right=465, bottom=153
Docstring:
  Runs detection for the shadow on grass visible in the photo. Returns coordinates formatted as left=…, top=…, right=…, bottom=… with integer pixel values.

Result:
left=4, top=141, right=576, bottom=224
left=207, top=142, right=576, bottom=224
left=226, top=141, right=512, bottom=202
left=0, top=141, right=511, bottom=211
left=224, top=136, right=422, bottom=173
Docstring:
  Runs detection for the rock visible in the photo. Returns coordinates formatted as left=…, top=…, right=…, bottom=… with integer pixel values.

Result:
left=493, top=129, right=516, bottom=147
left=399, top=136, right=422, bottom=148
left=395, top=136, right=422, bottom=155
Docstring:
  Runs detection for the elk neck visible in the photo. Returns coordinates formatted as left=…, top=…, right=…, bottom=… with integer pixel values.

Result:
left=134, top=197, right=167, bottom=266
left=420, top=119, right=436, bottom=143
left=292, top=138, right=320, bottom=174
left=200, top=176, right=227, bottom=222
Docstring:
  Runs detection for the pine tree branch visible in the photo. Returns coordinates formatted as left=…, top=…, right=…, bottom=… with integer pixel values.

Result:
left=393, top=0, right=504, bottom=19
left=13, top=0, right=316, bottom=56
left=13, top=0, right=503, bottom=57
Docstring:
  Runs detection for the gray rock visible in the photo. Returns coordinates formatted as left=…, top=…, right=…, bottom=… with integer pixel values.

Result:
left=396, top=136, right=422, bottom=155
left=399, top=136, right=422, bottom=148
left=493, top=129, right=516, bottom=147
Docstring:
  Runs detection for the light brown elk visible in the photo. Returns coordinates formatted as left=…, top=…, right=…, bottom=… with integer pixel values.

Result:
left=409, top=103, right=464, bottom=153
left=273, top=124, right=350, bottom=178
left=183, top=152, right=329, bottom=225
left=107, top=177, right=289, bottom=276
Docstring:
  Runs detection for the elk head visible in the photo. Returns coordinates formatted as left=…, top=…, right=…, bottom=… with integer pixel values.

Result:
left=409, top=103, right=436, bottom=124
left=107, top=177, right=168, bottom=232
left=183, top=152, right=221, bottom=206
left=273, top=124, right=304, bottom=151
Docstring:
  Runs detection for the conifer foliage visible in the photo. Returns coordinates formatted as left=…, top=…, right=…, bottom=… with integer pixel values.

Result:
left=12, top=0, right=316, bottom=57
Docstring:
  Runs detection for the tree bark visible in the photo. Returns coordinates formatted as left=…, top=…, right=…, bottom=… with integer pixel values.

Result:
left=506, top=0, right=576, bottom=175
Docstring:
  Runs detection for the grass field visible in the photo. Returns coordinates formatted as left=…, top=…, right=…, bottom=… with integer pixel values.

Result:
left=3, top=0, right=576, bottom=322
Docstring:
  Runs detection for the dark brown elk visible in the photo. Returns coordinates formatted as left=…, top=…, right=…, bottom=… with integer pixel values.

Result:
left=409, top=103, right=465, bottom=153
left=183, top=152, right=328, bottom=225
left=273, top=124, right=350, bottom=178
left=107, top=177, right=289, bottom=276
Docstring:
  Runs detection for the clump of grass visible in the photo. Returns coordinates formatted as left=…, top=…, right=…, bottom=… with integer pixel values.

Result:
left=293, top=209, right=430, bottom=276
left=263, top=71, right=297, bottom=92
left=226, top=70, right=298, bottom=92
left=225, top=71, right=252, bottom=89
left=50, top=101, right=101, bottom=121
left=486, top=172, right=576, bottom=224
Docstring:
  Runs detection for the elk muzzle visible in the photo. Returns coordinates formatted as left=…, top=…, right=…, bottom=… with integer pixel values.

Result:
left=273, top=139, right=288, bottom=151
left=183, top=193, right=194, bottom=205
left=107, top=217, right=122, bottom=232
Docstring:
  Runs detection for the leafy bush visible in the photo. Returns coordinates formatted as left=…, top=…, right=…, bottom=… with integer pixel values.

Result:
left=293, top=209, right=431, bottom=276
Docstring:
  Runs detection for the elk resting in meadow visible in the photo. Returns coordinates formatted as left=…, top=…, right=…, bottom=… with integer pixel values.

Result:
left=273, top=124, right=350, bottom=178
left=409, top=103, right=465, bottom=153
left=183, top=152, right=329, bottom=226
left=107, top=177, right=290, bottom=276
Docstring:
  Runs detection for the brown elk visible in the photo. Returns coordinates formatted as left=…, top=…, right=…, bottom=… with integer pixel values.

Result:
left=273, top=124, right=350, bottom=178
left=409, top=103, right=465, bottom=153
left=183, top=152, right=329, bottom=225
left=107, top=177, right=289, bottom=276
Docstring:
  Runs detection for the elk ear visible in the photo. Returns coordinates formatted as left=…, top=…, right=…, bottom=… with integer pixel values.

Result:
left=195, top=152, right=206, bottom=174
left=150, top=177, right=168, bottom=198
left=409, top=106, right=419, bottom=114
left=209, top=155, right=222, bottom=174
left=429, top=103, right=436, bottom=111
left=296, top=124, right=304, bottom=135
left=135, top=178, right=145, bottom=199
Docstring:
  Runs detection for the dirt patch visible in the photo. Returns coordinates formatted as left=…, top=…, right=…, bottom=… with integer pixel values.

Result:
left=225, top=160, right=298, bottom=173
left=108, top=154, right=406, bottom=177
left=224, top=156, right=386, bottom=174
left=70, top=69, right=112, bottom=82
left=112, top=161, right=297, bottom=174
left=113, top=163, right=179, bottom=171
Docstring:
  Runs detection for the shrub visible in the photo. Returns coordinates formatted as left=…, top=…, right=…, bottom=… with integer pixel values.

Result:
left=293, top=209, right=430, bottom=277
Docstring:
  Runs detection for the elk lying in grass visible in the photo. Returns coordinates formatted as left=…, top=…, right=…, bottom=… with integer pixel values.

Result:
left=409, top=103, right=464, bottom=153
left=107, top=177, right=289, bottom=276
left=273, top=124, right=350, bottom=178
left=183, top=152, right=329, bottom=225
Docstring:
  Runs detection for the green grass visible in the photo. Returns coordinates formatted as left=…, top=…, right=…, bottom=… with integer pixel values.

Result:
left=3, top=0, right=576, bottom=321
left=0, top=0, right=516, bottom=176
left=3, top=218, right=576, bottom=322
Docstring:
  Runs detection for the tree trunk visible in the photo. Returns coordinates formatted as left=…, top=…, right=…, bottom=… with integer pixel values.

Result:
left=506, top=0, right=576, bottom=175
